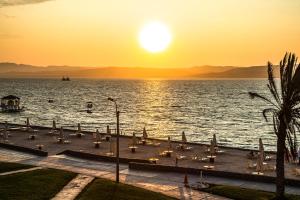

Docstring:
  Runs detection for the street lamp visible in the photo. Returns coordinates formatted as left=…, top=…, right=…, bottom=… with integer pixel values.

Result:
left=108, top=97, right=120, bottom=183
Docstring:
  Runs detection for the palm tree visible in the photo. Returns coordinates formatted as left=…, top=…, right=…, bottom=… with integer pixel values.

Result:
left=249, top=52, right=300, bottom=199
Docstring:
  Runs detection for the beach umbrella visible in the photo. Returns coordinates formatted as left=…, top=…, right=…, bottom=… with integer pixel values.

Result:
left=77, top=123, right=81, bottom=132
left=182, top=131, right=187, bottom=143
left=96, top=129, right=101, bottom=141
left=168, top=136, right=172, bottom=149
left=3, top=121, right=8, bottom=139
left=199, top=171, right=203, bottom=184
left=259, top=138, right=265, bottom=161
left=132, top=132, right=137, bottom=146
left=4, top=121, right=8, bottom=132
left=107, top=125, right=111, bottom=134
left=110, top=140, right=115, bottom=154
left=52, top=120, right=56, bottom=129
left=213, top=134, right=217, bottom=147
left=26, top=118, right=30, bottom=128
left=210, top=140, right=215, bottom=155
left=256, top=150, right=264, bottom=172
left=60, top=127, right=64, bottom=139
left=143, top=127, right=148, bottom=139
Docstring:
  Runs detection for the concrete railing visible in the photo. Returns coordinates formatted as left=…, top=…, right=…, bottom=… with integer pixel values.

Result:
left=128, top=162, right=300, bottom=187
left=0, top=142, right=48, bottom=156
left=59, top=150, right=151, bottom=164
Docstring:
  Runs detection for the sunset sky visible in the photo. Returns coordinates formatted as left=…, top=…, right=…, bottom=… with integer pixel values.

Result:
left=1, top=0, right=300, bottom=68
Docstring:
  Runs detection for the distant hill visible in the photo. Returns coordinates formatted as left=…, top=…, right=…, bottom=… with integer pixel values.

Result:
left=0, top=62, right=277, bottom=79
left=195, top=66, right=279, bottom=78
left=0, top=63, right=90, bottom=73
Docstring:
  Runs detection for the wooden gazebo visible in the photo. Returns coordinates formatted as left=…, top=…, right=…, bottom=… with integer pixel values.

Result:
left=1, top=95, right=24, bottom=112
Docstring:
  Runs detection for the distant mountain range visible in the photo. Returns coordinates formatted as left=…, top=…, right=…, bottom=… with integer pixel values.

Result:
left=0, top=62, right=278, bottom=79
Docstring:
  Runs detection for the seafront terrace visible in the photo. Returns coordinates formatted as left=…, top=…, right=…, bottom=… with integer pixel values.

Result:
left=0, top=122, right=299, bottom=182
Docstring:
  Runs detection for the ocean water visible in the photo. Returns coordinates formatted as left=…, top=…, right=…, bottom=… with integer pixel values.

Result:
left=0, top=79, right=280, bottom=150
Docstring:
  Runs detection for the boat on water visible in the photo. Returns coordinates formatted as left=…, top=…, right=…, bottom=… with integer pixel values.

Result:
left=0, top=95, right=24, bottom=113
left=86, top=102, right=93, bottom=113
left=62, top=76, right=70, bottom=81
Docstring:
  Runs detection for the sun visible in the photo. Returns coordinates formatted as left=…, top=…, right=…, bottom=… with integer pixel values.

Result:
left=139, top=21, right=172, bottom=53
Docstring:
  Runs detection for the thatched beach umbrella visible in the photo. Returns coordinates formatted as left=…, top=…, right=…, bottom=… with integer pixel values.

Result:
left=213, top=134, right=217, bottom=147
left=259, top=138, right=265, bottom=160
left=143, top=127, right=148, bottom=139
left=182, top=131, right=187, bottom=143
left=210, top=140, right=215, bottom=155
left=132, top=132, right=137, bottom=146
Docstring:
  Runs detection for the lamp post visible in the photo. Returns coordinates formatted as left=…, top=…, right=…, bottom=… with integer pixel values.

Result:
left=108, top=97, right=120, bottom=183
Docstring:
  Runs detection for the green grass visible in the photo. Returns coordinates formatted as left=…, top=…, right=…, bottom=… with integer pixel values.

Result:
left=0, top=161, right=34, bottom=173
left=0, top=168, right=76, bottom=200
left=76, top=178, right=176, bottom=200
left=202, top=184, right=300, bottom=200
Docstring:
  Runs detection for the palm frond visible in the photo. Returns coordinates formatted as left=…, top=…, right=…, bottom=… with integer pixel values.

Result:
left=267, top=62, right=281, bottom=105
left=291, top=62, right=300, bottom=98
left=286, top=54, right=297, bottom=101
left=248, top=92, right=280, bottom=109
left=262, top=108, right=278, bottom=122
left=272, top=115, right=279, bottom=136
left=286, top=121, right=298, bottom=160
left=280, top=53, right=288, bottom=98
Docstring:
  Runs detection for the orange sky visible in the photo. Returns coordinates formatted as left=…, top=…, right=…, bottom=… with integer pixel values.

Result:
left=1, top=0, right=300, bottom=67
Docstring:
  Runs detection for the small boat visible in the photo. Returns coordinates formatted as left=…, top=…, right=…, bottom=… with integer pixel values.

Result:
left=1, top=95, right=24, bottom=113
left=62, top=76, right=70, bottom=81
left=86, top=102, right=93, bottom=113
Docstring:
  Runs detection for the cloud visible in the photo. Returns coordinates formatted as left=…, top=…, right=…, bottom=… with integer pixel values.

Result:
left=0, top=0, right=52, bottom=7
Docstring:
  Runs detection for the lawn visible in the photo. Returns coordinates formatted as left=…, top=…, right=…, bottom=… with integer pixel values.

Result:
left=0, top=168, right=76, bottom=200
left=76, top=178, right=177, bottom=200
left=202, top=184, right=300, bottom=200
left=0, top=161, right=34, bottom=173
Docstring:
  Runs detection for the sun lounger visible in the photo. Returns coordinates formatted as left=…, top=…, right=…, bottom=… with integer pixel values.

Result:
left=292, top=168, right=300, bottom=176
left=48, top=130, right=59, bottom=136
left=247, top=161, right=256, bottom=169
left=264, top=164, right=276, bottom=171
left=177, top=144, right=193, bottom=151
left=176, top=155, right=187, bottom=160
left=159, top=151, right=167, bottom=157
left=148, top=142, right=160, bottom=146
left=265, top=155, right=273, bottom=161
left=63, top=140, right=71, bottom=144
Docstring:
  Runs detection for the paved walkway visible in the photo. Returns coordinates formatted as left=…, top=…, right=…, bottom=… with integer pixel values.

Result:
left=0, top=166, right=42, bottom=176
left=1, top=148, right=300, bottom=199
left=52, top=174, right=94, bottom=200
left=0, top=148, right=228, bottom=200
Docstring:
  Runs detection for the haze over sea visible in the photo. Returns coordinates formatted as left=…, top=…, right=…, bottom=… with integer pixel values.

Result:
left=0, top=79, right=282, bottom=151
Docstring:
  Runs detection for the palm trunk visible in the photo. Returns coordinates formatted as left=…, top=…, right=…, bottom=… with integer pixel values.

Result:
left=276, top=120, right=286, bottom=199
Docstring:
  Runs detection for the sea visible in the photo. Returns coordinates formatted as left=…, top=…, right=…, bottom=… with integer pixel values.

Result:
left=0, top=79, right=282, bottom=151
